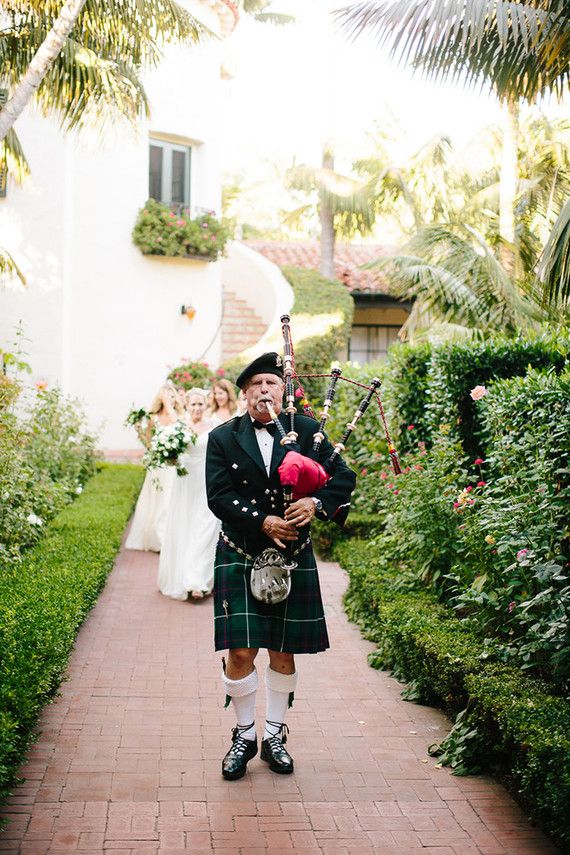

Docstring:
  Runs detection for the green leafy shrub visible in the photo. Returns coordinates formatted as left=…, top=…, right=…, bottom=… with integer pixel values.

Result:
left=425, top=334, right=568, bottom=458
left=335, top=538, right=570, bottom=850
left=447, top=368, right=570, bottom=688
left=382, top=342, right=433, bottom=453
left=0, top=386, right=97, bottom=567
left=0, top=464, right=144, bottom=806
left=167, top=359, right=218, bottom=391
left=323, top=360, right=391, bottom=474
left=132, top=199, right=229, bottom=260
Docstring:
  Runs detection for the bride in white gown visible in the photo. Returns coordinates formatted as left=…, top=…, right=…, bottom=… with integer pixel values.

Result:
left=125, top=383, right=183, bottom=552
left=158, top=387, right=221, bottom=600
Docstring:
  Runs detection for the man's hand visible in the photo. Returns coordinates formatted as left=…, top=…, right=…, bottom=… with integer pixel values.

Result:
left=284, top=497, right=316, bottom=528
left=261, top=515, right=299, bottom=549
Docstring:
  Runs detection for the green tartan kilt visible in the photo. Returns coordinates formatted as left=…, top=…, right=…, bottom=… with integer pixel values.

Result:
left=213, top=534, right=330, bottom=654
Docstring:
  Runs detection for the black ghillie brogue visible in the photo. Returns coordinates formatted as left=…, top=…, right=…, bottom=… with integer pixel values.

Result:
left=260, top=722, right=293, bottom=774
left=221, top=724, right=258, bottom=781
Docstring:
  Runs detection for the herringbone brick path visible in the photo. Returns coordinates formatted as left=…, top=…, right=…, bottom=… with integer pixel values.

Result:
left=0, top=537, right=557, bottom=853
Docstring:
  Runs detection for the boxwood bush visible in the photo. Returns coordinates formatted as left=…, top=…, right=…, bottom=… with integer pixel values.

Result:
left=0, top=464, right=144, bottom=806
left=333, top=536, right=570, bottom=850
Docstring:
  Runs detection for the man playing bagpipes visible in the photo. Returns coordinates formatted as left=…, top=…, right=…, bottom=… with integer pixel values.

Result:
left=205, top=349, right=356, bottom=781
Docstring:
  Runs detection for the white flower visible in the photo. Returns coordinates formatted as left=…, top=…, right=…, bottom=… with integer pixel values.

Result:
left=27, top=513, right=43, bottom=526
left=75, top=486, right=83, bottom=494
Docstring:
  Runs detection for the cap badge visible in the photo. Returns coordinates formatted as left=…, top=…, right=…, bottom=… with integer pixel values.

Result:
left=276, top=355, right=283, bottom=367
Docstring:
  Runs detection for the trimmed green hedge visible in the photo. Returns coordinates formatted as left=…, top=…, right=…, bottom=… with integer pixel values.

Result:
left=425, top=335, right=568, bottom=457
left=0, top=464, right=144, bottom=805
left=331, top=534, right=570, bottom=850
left=222, top=266, right=354, bottom=404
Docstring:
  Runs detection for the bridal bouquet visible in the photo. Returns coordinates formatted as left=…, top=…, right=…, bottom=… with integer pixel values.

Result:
left=125, top=407, right=149, bottom=427
left=142, top=420, right=196, bottom=476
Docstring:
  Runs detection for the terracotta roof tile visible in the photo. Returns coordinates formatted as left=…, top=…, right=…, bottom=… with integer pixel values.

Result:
left=243, top=240, right=395, bottom=294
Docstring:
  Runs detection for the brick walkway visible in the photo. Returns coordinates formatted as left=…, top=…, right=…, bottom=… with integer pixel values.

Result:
left=0, top=540, right=557, bottom=854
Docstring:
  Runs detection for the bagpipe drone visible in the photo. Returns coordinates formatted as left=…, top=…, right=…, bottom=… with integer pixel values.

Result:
left=249, top=314, right=401, bottom=606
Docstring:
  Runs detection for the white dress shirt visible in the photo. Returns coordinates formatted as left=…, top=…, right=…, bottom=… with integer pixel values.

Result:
left=251, top=417, right=274, bottom=475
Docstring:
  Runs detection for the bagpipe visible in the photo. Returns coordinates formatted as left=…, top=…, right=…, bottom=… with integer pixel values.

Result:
left=249, top=314, right=401, bottom=606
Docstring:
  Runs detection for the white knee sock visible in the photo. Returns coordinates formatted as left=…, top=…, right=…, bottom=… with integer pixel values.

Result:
left=222, top=668, right=258, bottom=741
left=264, top=665, right=298, bottom=740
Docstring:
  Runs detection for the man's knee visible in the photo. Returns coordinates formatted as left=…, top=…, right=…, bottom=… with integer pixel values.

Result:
left=268, top=650, right=295, bottom=674
left=226, top=648, right=258, bottom=678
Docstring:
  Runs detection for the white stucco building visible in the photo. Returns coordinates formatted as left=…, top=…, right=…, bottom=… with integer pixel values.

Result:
left=0, top=0, right=285, bottom=452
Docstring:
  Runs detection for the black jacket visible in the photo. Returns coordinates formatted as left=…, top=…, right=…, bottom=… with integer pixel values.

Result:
left=206, top=411, right=356, bottom=557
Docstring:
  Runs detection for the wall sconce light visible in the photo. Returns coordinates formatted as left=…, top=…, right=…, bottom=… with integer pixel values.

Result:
left=180, top=304, right=196, bottom=321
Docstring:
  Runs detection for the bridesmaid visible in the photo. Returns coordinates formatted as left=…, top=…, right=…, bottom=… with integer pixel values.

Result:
left=158, top=388, right=221, bottom=600
left=208, top=377, right=238, bottom=423
left=125, top=382, right=183, bottom=552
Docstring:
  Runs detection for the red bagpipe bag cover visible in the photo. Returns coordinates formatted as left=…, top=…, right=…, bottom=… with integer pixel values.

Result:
left=277, top=451, right=330, bottom=499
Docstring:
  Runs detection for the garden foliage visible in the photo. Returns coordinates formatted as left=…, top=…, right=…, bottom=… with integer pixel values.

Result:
left=313, top=535, right=570, bottom=849
left=167, top=359, right=218, bottom=391
left=132, top=199, right=228, bottom=260
left=0, top=465, right=144, bottom=806
left=0, top=384, right=97, bottom=568
left=315, top=333, right=569, bottom=847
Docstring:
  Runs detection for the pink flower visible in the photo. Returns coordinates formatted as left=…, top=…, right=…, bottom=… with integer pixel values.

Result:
left=168, top=212, right=175, bottom=218
left=466, top=485, right=473, bottom=493
left=470, top=385, right=488, bottom=401
left=414, top=464, right=423, bottom=470
left=477, top=480, right=487, bottom=487
left=35, top=380, right=48, bottom=391
left=474, top=457, right=485, bottom=465
left=176, top=218, right=186, bottom=226
left=516, top=549, right=528, bottom=561
left=361, top=468, right=368, bottom=476
left=380, top=472, right=387, bottom=480
left=407, top=424, right=415, bottom=430
left=386, top=483, right=393, bottom=489
left=202, top=222, right=209, bottom=228
left=508, top=601, right=516, bottom=613
left=453, top=501, right=461, bottom=509
left=393, top=489, right=399, bottom=495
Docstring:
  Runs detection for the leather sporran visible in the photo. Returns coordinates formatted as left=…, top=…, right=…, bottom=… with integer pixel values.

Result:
left=250, top=547, right=295, bottom=605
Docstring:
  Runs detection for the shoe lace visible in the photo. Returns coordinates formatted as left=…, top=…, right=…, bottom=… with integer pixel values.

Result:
left=229, top=723, right=254, bottom=756
left=265, top=720, right=289, bottom=750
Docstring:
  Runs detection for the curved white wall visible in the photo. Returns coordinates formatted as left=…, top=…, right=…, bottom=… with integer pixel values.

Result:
left=222, top=240, right=294, bottom=334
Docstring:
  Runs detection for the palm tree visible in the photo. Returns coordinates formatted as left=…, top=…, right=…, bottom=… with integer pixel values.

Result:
left=0, top=0, right=205, bottom=149
left=360, top=115, right=569, bottom=338
left=371, top=223, right=543, bottom=342
left=285, top=146, right=376, bottom=278
left=335, top=0, right=570, bottom=293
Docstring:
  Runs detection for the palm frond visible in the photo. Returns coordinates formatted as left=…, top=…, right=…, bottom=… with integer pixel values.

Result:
left=0, top=0, right=207, bottom=138
left=537, top=197, right=570, bottom=308
left=251, top=12, right=295, bottom=25
left=0, top=247, right=26, bottom=286
left=335, top=0, right=570, bottom=103
left=0, top=128, right=29, bottom=182
left=365, top=222, right=542, bottom=335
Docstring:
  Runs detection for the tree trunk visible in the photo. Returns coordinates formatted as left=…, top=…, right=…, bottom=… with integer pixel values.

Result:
left=498, top=97, right=520, bottom=277
left=319, top=148, right=335, bottom=279
left=0, top=0, right=87, bottom=141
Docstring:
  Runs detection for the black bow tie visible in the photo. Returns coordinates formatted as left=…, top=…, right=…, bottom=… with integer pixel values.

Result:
left=252, top=420, right=276, bottom=435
